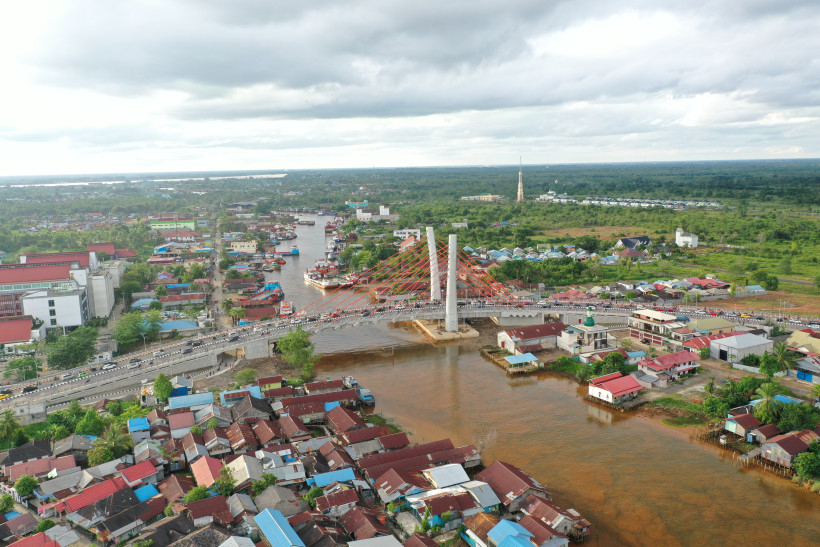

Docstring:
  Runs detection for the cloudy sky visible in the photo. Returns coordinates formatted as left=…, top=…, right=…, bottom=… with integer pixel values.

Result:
left=1, top=0, right=818, bottom=176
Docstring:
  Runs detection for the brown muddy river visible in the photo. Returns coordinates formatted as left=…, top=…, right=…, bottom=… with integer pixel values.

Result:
left=314, top=336, right=820, bottom=547
left=279, top=215, right=820, bottom=546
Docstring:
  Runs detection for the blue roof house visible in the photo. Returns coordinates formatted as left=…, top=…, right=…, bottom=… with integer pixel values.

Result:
left=169, top=392, right=215, bottom=411
left=128, top=417, right=151, bottom=444
left=134, top=484, right=160, bottom=502
left=488, top=520, right=534, bottom=547
left=307, top=468, right=356, bottom=488
left=256, top=509, right=305, bottom=547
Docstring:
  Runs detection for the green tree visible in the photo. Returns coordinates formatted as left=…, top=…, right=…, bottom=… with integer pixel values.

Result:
left=47, top=326, right=99, bottom=370
left=149, top=300, right=163, bottom=311
left=698, top=346, right=711, bottom=360
left=184, top=486, right=209, bottom=503
left=75, top=410, right=106, bottom=436
left=87, top=447, right=115, bottom=467
left=35, top=519, right=56, bottom=533
left=302, top=486, right=325, bottom=508
left=776, top=404, right=817, bottom=433
left=752, top=382, right=786, bottom=424
left=229, top=307, right=246, bottom=324
left=153, top=373, right=173, bottom=402
left=815, top=275, right=820, bottom=294
left=703, top=396, right=730, bottom=419
left=771, top=342, right=798, bottom=375
left=119, top=280, right=143, bottom=303
left=793, top=440, right=820, bottom=480
left=144, top=310, right=163, bottom=341
left=3, top=356, right=42, bottom=382
left=133, top=540, right=154, bottom=547
left=704, top=376, right=716, bottom=396
left=252, top=473, right=278, bottom=495
left=762, top=274, right=779, bottom=291
left=215, top=466, right=236, bottom=497
left=235, top=368, right=257, bottom=386
left=164, top=504, right=174, bottom=517
left=0, top=494, right=14, bottom=513
left=781, top=257, right=792, bottom=275
left=190, top=425, right=203, bottom=436
left=206, top=417, right=220, bottom=430
left=0, top=409, right=20, bottom=440
left=155, top=285, right=169, bottom=298
left=278, top=327, right=318, bottom=382
left=758, top=352, right=779, bottom=379
left=221, top=300, right=234, bottom=314
left=14, top=475, right=38, bottom=497
left=106, top=401, right=124, bottom=417
left=93, top=426, right=134, bottom=458
left=114, top=312, right=146, bottom=347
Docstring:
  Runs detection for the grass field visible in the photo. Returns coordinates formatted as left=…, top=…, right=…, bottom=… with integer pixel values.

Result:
left=533, top=225, right=661, bottom=241
left=662, top=416, right=707, bottom=428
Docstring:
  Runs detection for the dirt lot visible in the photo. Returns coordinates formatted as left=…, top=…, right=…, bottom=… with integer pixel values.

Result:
left=700, top=290, right=820, bottom=317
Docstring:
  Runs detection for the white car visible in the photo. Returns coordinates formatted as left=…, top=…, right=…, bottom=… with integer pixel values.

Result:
left=102, top=363, right=117, bottom=370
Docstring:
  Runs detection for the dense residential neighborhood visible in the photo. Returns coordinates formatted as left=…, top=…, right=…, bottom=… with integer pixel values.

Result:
left=0, top=375, right=590, bottom=547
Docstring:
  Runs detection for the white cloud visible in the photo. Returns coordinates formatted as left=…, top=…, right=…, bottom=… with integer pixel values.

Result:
left=0, top=0, right=818, bottom=175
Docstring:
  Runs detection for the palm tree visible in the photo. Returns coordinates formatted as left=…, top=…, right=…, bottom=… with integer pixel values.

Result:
left=771, top=342, right=799, bottom=374
left=753, top=382, right=786, bottom=424
left=229, top=307, right=246, bottom=325
left=0, top=409, right=20, bottom=440
left=94, top=426, right=134, bottom=458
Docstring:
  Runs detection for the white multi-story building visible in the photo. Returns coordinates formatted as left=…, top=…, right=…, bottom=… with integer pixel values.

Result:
left=393, top=229, right=421, bottom=240
left=22, top=289, right=89, bottom=332
left=675, top=228, right=699, bottom=248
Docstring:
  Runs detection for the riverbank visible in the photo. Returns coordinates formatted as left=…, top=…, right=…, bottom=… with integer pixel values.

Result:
left=310, top=324, right=820, bottom=546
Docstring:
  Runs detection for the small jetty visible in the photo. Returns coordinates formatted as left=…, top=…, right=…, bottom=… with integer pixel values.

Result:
left=480, top=347, right=541, bottom=375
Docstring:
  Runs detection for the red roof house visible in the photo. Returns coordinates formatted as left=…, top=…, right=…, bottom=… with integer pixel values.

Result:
left=190, top=456, right=224, bottom=487
left=588, top=372, right=642, bottom=405
left=476, top=461, right=549, bottom=512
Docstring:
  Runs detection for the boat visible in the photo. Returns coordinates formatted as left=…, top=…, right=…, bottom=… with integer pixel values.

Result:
left=342, top=376, right=359, bottom=388
left=279, top=300, right=294, bottom=317
left=325, top=222, right=338, bottom=234
left=357, top=387, right=375, bottom=406
left=281, top=245, right=299, bottom=256
left=304, top=260, right=343, bottom=289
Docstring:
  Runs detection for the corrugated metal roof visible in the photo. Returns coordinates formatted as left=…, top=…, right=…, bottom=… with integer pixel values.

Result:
left=133, top=484, right=160, bottom=502
left=169, top=392, right=215, bottom=409
left=256, top=508, right=306, bottom=547
left=504, top=353, right=538, bottom=365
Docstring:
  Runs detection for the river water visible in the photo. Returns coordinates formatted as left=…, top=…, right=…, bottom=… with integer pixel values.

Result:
left=273, top=215, right=820, bottom=546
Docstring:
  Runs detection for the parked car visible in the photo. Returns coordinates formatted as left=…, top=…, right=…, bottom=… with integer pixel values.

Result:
left=192, top=341, right=203, bottom=347
left=0, top=393, right=9, bottom=400
left=183, top=348, right=193, bottom=354
left=22, top=385, right=38, bottom=393
left=102, top=363, right=117, bottom=370
left=129, top=358, right=141, bottom=363
left=228, top=335, right=240, bottom=342
left=0, top=389, right=13, bottom=395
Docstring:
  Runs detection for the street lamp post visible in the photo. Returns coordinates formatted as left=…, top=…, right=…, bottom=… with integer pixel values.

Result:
left=140, top=332, right=147, bottom=352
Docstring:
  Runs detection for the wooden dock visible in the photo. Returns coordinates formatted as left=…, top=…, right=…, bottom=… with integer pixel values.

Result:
left=480, top=348, right=542, bottom=375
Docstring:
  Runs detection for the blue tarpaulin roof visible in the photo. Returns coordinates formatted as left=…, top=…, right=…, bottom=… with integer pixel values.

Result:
left=324, top=401, right=340, bottom=412
left=134, top=484, right=160, bottom=502
left=307, top=468, right=356, bottom=488
left=503, top=353, right=538, bottom=365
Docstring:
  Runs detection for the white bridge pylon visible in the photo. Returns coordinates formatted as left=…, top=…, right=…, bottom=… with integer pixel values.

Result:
left=426, top=227, right=459, bottom=332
